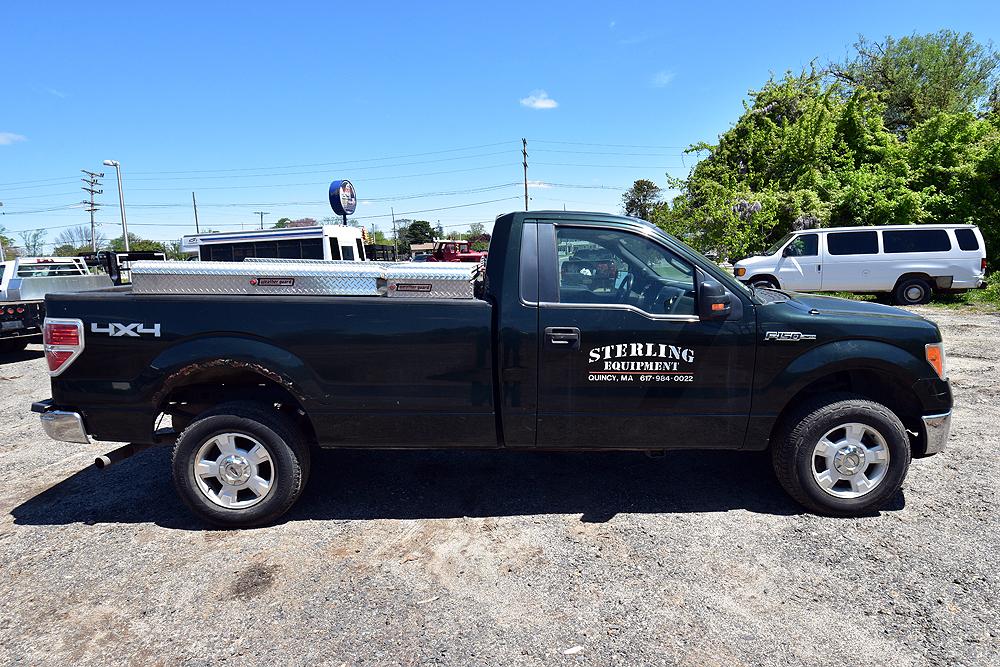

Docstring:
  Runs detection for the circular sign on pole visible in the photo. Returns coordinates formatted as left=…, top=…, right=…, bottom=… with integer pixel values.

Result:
left=329, top=179, right=357, bottom=217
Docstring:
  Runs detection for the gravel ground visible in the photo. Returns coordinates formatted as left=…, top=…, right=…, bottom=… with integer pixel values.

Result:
left=1, top=305, right=997, bottom=666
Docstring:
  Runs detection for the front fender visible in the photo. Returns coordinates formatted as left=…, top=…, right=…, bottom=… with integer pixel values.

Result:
left=755, top=339, right=932, bottom=415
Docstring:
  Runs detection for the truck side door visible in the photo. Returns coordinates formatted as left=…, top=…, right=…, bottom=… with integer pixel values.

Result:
left=535, top=222, right=756, bottom=449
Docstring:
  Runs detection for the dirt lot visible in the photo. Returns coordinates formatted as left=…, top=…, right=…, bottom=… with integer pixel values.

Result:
left=1, top=305, right=997, bottom=667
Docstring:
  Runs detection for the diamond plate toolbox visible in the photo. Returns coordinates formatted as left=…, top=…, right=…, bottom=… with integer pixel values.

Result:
left=130, top=261, right=386, bottom=296
left=384, top=263, right=479, bottom=299
left=130, top=260, right=481, bottom=298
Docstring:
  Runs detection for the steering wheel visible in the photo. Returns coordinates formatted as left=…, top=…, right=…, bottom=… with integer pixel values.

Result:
left=616, top=273, right=635, bottom=303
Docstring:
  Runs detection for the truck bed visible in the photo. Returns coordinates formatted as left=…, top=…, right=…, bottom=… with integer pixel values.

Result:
left=44, top=288, right=497, bottom=447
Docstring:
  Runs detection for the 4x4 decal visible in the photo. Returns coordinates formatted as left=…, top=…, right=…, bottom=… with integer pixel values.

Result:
left=91, top=322, right=161, bottom=338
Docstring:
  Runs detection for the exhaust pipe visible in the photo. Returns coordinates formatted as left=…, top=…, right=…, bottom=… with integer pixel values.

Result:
left=94, top=443, right=154, bottom=470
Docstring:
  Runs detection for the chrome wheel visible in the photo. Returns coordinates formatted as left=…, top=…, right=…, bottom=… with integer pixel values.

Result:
left=193, top=432, right=274, bottom=509
left=811, top=423, right=890, bottom=499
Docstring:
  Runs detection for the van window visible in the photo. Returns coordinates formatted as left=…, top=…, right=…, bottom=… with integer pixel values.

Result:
left=785, top=234, right=818, bottom=257
left=883, top=229, right=951, bottom=253
left=955, top=228, right=980, bottom=251
left=827, top=231, right=879, bottom=256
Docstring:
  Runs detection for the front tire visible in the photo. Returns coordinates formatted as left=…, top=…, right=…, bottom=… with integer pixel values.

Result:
left=172, top=402, right=310, bottom=528
left=772, top=394, right=911, bottom=516
left=750, top=277, right=779, bottom=289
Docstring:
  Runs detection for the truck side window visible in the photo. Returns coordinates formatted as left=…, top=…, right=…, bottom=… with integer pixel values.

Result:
left=785, top=234, right=818, bottom=257
left=555, top=227, right=696, bottom=316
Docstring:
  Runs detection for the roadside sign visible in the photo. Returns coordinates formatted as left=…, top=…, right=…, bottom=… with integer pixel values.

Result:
left=329, top=179, right=357, bottom=217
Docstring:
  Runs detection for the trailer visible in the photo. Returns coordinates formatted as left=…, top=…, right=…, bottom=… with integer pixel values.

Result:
left=181, top=225, right=369, bottom=262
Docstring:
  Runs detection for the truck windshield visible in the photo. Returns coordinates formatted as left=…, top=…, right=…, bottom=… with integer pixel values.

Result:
left=764, top=234, right=793, bottom=256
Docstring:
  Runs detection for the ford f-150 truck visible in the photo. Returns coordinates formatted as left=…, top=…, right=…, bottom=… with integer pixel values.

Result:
left=32, top=211, right=953, bottom=527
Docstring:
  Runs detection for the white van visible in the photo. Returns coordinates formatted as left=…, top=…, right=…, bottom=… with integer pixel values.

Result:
left=733, top=224, right=987, bottom=305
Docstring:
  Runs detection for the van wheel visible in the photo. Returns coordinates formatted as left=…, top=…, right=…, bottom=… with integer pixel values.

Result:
left=772, top=394, right=911, bottom=516
left=893, top=277, right=932, bottom=305
left=171, top=402, right=310, bottom=528
left=750, top=277, right=779, bottom=289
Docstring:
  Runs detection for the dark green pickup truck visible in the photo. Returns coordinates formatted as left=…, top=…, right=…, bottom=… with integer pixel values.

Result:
left=34, top=211, right=952, bottom=526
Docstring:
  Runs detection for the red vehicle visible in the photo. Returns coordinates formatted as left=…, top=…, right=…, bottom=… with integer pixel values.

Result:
left=427, top=240, right=487, bottom=263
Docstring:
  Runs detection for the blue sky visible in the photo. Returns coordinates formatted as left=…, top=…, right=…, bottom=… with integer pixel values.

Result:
left=2, top=1, right=998, bottom=250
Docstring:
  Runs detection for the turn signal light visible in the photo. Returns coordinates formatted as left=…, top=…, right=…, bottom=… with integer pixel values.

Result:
left=43, top=318, right=85, bottom=376
left=734, top=267, right=746, bottom=277
left=925, top=343, right=947, bottom=381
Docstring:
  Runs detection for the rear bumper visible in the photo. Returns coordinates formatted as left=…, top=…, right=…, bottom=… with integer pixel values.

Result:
left=922, top=411, right=951, bottom=456
left=31, top=400, right=90, bottom=444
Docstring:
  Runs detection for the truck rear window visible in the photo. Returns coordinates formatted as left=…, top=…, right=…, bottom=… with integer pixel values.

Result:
left=883, top=229, right=951, bottom=253
left=955, top=228, right=980, bottom=251
left=827, top=231, right=878, bottom=256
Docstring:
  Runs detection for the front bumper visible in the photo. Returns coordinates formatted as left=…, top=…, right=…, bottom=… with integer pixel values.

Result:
left=31, top=400, right=90, bottom=444
left=922, top=411, right=951, bottom=456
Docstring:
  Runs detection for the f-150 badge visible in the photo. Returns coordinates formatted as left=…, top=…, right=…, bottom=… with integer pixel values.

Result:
left=91, top=322, right=161, bottom=338
left=764, top=331, right=816, bottom=341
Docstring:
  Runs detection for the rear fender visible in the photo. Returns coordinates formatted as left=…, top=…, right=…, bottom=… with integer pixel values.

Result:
left=147, top=335, right=324, bottom=409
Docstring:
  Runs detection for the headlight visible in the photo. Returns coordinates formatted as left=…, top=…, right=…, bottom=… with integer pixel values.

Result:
left=734, top=267, right=746, bottom=277
left=925, top=343, right=947, bottom=380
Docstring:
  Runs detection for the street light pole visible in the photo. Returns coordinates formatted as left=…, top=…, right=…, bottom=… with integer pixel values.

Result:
left=103, top=160, right=130, bottom=252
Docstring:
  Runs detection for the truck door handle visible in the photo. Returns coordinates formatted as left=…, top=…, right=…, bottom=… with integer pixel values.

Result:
left=545, top=326, right=581, bottom=349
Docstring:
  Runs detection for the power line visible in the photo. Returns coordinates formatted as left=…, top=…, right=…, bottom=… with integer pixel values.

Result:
left=128, top=163, right=516, bottom=191
left=128, top=140, right=517, bottom=175
left=530, top=139, right=688, bottom=149
left=124, top=150, right=515, bottom=182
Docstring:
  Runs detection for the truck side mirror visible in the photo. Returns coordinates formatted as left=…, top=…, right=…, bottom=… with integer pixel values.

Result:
left=781, top=246, right=791, bottom=257
left=698, top=278, right=732, bottom=320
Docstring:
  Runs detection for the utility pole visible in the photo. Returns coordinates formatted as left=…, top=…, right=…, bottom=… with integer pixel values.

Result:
left=81, top=169, right=104, bottom=251
left=391, top=207, right=398, bottom=258
left=254, top=211, right=270, bottom=230
left=192, top=192, right=200, bottom=233
left=522, top=138, right=529, bottom=211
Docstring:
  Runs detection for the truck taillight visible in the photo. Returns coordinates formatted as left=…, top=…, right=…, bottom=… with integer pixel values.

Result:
left=43, top=318, right=85, bottom=376
left=983, top=258, right=988, bottom=272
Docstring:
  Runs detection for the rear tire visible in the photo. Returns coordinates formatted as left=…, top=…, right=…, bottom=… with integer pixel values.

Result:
left=892, top=277, right=932, bottom=305
left=171, top=402, right=310, bottom=528
left=772, top=393, right=911, bottom=516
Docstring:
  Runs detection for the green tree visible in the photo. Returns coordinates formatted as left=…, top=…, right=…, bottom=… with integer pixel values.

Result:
left=19, top=229, right=47, bottom=256
left=401, top=220, right=434, bottom=247
left=0, top=226, right=16, bottom=259
left=831, top=30, right=1000, bottom=133
left=622, top=179, right=663, bottom=220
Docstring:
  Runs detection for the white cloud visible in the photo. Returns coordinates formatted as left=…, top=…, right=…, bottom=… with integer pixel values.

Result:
left=651, top=70, right=676, bottom=88
left=609, top=20, right=616, bottom=29
left=527, top=180, right=553, bottom=189
left=520, top=90, right=558, bottom=110
left=0, top=132, right=27, bottom=146
left=45, top=87, right=68, bottom=99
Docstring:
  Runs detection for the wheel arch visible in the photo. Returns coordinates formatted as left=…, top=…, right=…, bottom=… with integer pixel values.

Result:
left=762, top=341, right=932, bottom=457
left=148, top=336, right=322, bottom=445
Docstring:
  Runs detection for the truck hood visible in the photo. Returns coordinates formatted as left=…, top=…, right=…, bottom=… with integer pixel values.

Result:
left=784, top=291, right=924, bottom=319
